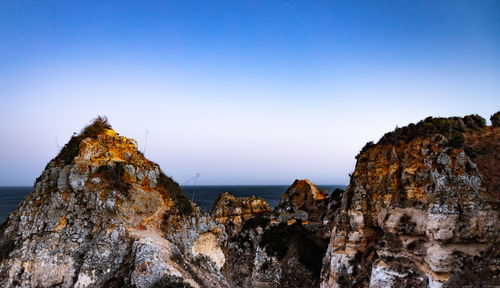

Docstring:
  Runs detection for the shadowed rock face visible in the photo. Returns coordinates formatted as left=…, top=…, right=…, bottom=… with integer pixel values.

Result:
left=275, top=179, right=339, bottom=237
left=218, top=179, right=341, bottom=288
left=464, top=126, right=500, bottom=199
left=278, top=179, right=329, bottom=209
left=0, top=119, right=229, bottom=288
left=320, top=123, right=500, bottom=288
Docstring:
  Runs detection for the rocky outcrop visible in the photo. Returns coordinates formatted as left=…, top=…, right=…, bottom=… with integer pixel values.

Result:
left=2, top=113, right=499, bottom=288
left=210, top=192, right=271, bottom=238
left=274, top=179, right=342, bottom=239
left=219, top=179, right=341, bottom=288
left=278, top=179, right=328, bottom=209
left=320, top=115, right=500, bottom=288
left=0, top=117, right=229, bottom=288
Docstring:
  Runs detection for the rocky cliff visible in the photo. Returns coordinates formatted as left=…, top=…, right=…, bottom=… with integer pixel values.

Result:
left=320, top=114, right=500, bottom=288
left=1, top=113, right=498, bottom=288
left=217, top=179, right=341, bottom=288
left=0, top=117, right=229, bottom=288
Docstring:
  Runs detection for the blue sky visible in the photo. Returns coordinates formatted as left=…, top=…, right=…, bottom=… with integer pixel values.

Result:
left=1, top=0, right=499, bottom=185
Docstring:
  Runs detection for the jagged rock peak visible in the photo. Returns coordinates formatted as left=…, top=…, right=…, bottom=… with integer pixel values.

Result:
left=38, top=116, right=193, bottom=216
left=0, top=117, right=229, bottom=288
left=51, top=116, right=133, bottom=165
left=278, top=179, right=328, bottom=209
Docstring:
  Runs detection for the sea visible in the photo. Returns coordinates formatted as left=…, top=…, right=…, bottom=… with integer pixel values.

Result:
left=0, top=185, right=346, bottom=223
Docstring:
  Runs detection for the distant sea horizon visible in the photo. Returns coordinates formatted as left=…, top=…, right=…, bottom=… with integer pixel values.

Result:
left=0, top=184, right=347, bottom=223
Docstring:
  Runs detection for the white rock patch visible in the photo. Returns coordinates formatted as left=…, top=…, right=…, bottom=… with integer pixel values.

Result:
left=192, top=232, right=225, bottom=269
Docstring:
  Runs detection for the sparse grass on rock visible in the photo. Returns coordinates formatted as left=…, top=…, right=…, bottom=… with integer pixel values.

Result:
left=158, top=172, right=193, bottom=215
left=55, top=116, right=112, bottom=164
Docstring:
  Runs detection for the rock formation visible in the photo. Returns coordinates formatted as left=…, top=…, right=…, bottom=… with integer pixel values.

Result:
left=0, top=117, right=229, bottom=288
left=1, top=113, right=499, bottom=288
left=320, top=114, right=500, bottom=288
left=218, top=179, right=340, bottom=288
left=210, top=192, right=271, bottom=238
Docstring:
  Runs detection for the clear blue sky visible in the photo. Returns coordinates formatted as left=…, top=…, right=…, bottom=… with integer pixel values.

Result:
left=1, top=0, right=499, bottom=185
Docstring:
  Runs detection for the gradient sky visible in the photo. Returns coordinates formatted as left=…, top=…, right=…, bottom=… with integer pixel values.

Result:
left=1, top=1, right=499, bottom=186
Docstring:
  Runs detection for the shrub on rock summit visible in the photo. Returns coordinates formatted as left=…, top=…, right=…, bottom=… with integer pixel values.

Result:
left=54, top=116, right=112, bottom=164
left=491, top=111, right=500, bottom=127
left=378, top=114, right=485, bottom=147
left=448, top=134, right=465, bottom=149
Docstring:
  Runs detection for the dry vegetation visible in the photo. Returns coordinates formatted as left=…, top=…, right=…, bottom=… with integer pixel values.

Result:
left=54, top=116, right=112, bottom=164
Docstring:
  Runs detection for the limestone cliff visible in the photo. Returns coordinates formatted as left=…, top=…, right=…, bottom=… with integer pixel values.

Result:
left=0, top=117, right=229, bottom=288
left=218, top=179, right=341, bottom=288
left=320, top=115, right=500, bottom=288
left=2, top=113, right=498, bottom=288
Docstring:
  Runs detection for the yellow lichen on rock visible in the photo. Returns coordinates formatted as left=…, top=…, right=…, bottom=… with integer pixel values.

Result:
left=321, top=119, right=500, bottom=288
left=0, top=117, right=231, bottom=288
left=54, top=216, right=67, bottom=231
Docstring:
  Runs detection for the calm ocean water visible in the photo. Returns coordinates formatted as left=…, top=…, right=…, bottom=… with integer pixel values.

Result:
left=0, top=185, right=346, bottom=223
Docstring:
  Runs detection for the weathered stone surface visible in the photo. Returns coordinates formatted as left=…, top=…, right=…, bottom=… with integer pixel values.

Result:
left=218, top=180, right=341, bottom=288
left=2, top=115, right=499, bottom=288
left=320, top=122, right=500, bottom=288
left=425, top=244, right=454, bottom=273
left=210, top=192, right=271, bottom=238
left=0, top=119, right=229, bottom=288
left=278, top=179, right=328, bottom=209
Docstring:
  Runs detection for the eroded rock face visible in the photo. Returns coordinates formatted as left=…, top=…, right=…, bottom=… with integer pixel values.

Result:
left=274, top=179, right=341, bottom=238
left=278, top=179, right=328, bottom=209
left=0, top=121, right=229, bottom=288
left=210, top=192, right=271, bottom=238
left=219, top=180, right=341, bottom=288
left=2, top=115, right=498, bottom=288
left=320, top=126, right=500, bottom=288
